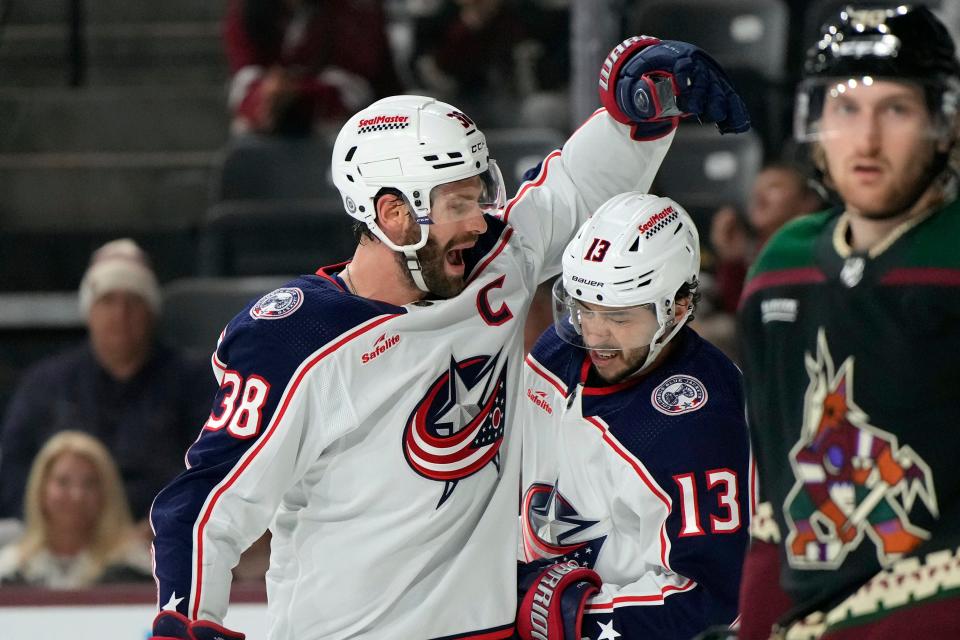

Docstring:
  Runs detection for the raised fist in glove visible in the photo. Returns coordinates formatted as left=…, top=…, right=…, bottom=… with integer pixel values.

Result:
left=516, top=560, right=602, bottom=640
left=599, top=36, right=751, bottom=140
left=150, top=610, right=245, bottom=640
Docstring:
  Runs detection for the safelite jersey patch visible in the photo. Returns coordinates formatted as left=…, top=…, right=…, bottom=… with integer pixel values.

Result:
left=651, top=374, right=708, bottom=415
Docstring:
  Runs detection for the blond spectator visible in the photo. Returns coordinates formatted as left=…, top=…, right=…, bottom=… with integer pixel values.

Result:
left=0, top=431, right=151, bottom=589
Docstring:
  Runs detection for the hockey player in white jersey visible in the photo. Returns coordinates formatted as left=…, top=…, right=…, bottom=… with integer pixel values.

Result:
left=148, top=37, right=750, bottom=640
left=516, top=194, right=753, bottom=640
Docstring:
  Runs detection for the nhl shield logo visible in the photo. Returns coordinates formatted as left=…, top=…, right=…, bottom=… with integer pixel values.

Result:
left=651, top=374, right=708, bottom=415
left=250, top=287, right=304, bottom=320
left=403, top=351, right=508, bottom=508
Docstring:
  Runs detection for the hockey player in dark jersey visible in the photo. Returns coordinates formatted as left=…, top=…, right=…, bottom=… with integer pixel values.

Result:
left=516, top=193, right=752, bottom=640
left=737, top=5, right=960, bottom=639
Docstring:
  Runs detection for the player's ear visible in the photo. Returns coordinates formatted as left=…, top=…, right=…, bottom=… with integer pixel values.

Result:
left=375, top=193, right=409, bottom=232
left=674, top=296, right=691, bottom=322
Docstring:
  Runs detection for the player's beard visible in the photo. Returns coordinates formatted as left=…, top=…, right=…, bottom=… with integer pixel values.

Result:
left=393, top=229, right=473, bottom=299
left=590, top=344, right=651, bottom=384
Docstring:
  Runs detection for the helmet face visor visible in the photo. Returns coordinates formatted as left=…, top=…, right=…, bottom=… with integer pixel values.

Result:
left=423, top=160, right=506, bottom=227
left=551, top=279, right=662, bottom=352
left=794, top=76, right=958, bottom=143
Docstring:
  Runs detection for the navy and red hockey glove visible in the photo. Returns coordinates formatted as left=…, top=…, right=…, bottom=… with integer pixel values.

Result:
left=516, top=560, right=602, bottom=640
left=150, top=610, right=245, bottom=640
left=599, top=36, right=751, bottom=140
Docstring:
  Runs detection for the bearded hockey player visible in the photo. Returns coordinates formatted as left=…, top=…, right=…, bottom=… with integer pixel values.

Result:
left=516, top=193, right=752, bottom=640
left=737, top=5, right=960, bottom=639
left=147, top=37, right=750, bottom=640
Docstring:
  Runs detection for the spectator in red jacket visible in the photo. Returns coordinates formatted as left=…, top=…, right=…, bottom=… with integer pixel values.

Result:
left=225, top=0, right=401, bottom=135
left=411, top=0, right=570, bottom=130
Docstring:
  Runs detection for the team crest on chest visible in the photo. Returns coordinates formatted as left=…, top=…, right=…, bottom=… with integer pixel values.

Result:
left=403, top=350, right=508, bottom=508
left=521, top=481, right=607, bottom=566
left=250, top=287, right=303, bottom=320
left=784, top=329, right=938, bottom=569
left=651, top=374, right=708, bottom=415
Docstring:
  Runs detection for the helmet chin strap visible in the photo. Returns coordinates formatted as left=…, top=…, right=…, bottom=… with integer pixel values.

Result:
left=403, top=247, right=430, bottom=292
left=368, top=220, right=432, bottom=293
left=632, top=304, right=694, bottom=376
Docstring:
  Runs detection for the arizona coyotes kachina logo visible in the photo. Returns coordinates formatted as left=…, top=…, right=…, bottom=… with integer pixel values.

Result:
left=403, top=351, right=508, bottom=508
left=784, top=329, right=938, bottom=569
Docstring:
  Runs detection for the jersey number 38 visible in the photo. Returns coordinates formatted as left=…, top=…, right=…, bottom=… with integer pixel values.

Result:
left=203, top=371, right=271, bottom=439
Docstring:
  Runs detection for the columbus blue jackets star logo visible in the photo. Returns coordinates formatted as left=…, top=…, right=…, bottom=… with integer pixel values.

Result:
left=403, top=351, right=508, bottom=508
left=522, top=481, right=607, bottom=565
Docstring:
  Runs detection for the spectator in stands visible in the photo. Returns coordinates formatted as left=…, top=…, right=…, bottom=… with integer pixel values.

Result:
left=411, top=0, right=570, bottom=130
left=0, top=431, right=152, bottom=588
left=708, top=162, right=826, bottom=313
left=0, top=239, right=213, bottom=527
left=225, top=0, right=401, bottom=136
left=691, top=163, right=825, bottom=361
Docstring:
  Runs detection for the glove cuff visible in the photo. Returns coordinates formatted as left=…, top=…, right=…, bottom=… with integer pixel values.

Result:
left=517, top=561, right=603, bottom=640
left=599, top=36, right=661, bottom=125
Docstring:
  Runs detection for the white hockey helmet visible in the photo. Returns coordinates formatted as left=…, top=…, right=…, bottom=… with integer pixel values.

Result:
left=331, top=95, right=506, bottom=253
left=553, top=192, right=700, bottom=373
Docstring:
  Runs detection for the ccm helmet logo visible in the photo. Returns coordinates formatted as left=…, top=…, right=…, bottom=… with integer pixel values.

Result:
left=471, top=141, right=486, bottom=153
left=571, top=275, right=604, bottom=288
left=638, top=205, right=675, bottom=234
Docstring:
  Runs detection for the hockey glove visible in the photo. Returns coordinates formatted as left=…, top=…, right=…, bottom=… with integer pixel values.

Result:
left=150, top=610, right=245, bottom=640
left=516, top=560, right=602, bottom=640
left=599, top=37, right=751, bottom=139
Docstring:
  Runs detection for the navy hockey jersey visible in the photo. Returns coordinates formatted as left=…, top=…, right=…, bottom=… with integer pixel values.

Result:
left=519, top=326, right=753, bottom=639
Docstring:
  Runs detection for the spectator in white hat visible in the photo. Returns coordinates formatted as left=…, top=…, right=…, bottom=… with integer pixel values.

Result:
left=79, top=239, right=163, bottom=382
left=0, top=239, right=214, bottom=531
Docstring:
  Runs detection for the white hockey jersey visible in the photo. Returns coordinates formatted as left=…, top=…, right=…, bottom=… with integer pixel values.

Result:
left=518, top=327, right=754, bottom=639
left=150, top=110, right=673, bottom=640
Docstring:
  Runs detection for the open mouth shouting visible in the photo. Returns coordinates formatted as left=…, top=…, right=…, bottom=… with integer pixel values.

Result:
left=444, top=242, right=474, bottom=275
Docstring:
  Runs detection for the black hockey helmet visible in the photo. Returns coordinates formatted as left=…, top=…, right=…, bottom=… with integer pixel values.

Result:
left=795, top=5, right=960, bottom=142
left=804, top=5, right=960, bottom=81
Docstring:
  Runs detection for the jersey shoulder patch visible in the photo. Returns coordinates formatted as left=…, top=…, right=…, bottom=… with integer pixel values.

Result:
left=249, top=286, right=305, bottom=320
left=650, top=374, right=708, bottom=416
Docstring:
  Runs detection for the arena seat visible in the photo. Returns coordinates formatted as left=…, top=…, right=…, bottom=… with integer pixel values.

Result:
left=212, top=135, right=338, bottom=202
left=629, top=0, right=790, bottom=154
left=483, top=128, right=566, bottom=196
left=653, top=123, right=763, bottom=228
left=198, top=197, right=354, bottom=277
